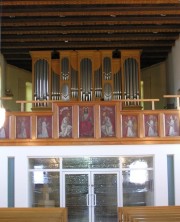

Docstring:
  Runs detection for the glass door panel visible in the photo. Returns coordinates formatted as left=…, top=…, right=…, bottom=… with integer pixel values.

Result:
left=65, top=174, right=90, bottom=222
left=93, top=173, right=118, bottom=222
left=64, top=172, right=118, bottom=222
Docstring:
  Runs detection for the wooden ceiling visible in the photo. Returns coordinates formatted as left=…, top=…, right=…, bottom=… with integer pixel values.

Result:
left=1, top=0, right=180, bottom=72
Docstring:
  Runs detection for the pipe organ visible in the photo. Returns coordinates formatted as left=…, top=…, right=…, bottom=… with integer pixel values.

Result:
left=30, top=50, right=141, bottom=107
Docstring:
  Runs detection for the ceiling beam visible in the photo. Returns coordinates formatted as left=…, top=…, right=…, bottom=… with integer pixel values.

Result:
left=1, top=0, right=180, bottom=6
left=2, top=7, right=180, bottom=17
left=2, top=19, right=180, bottom=29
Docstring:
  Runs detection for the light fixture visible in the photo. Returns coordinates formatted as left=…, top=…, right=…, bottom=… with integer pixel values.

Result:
left=110, top=14, right=116, bottom=17
left=129, top=160, right=148, bottom=184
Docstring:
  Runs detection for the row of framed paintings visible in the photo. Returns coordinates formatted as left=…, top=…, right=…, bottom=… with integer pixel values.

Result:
left=0, top=105, right=179, bottom=139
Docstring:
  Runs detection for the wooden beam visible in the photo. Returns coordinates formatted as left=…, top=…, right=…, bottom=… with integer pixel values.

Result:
left=1, top=0, right=180, bottom=6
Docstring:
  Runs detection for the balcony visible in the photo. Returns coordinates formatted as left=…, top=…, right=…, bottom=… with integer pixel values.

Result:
left=0, top=96, right=180, bottom=146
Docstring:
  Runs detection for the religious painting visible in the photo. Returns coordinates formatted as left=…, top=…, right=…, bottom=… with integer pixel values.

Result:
left=79, top=106, right=94, bottom=138
left=100, top=105, right=115, bottom=137
left=122, top=115, right=138, bottom=138
left=144, top=114, right=159, bottom=137
left=16, top=116, right=31, bottom=139
left=37, top=116, right=52, bottom=139
left=164, top=113, right=179, bottom=136
left=0, top=116, right=10, bottom=139
left=59, top=106, right=72, bottom=138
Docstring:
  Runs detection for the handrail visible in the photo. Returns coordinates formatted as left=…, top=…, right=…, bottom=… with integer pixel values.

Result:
left=163, top=95, right=180, bottom=109
left=119, top=99, right=159, bottom=110
left=16, top=98, right=160, bottom=111
left=16, top=100, right=55, bottom=112
left=0, top=97, right=13, bottom=100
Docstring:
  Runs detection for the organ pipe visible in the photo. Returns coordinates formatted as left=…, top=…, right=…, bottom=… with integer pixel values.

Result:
left=34, top=59, right=49, bottom=106
left=80, top=58, right=92, bottom=101
left=31, top=50, right=141, bottom=105
left=124, top=57, right=139, bottom=105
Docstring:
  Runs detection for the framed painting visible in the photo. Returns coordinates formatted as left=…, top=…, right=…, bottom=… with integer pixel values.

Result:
left=100, top=105, right=115, bottom=137
left=0, top=116, right=10, bottom=139
left=144, top=114, right=159, bottom=137
left=59, top=106, right=72, bottom=138
left=16, top=116, right=31, bottom=139
left=79, top=106, right=94, bottom=138
left=37, top=116, right=52, bottom=139
left=164, top=113, right=179, bottom=136
left=122, top=115, right=138, bottom=138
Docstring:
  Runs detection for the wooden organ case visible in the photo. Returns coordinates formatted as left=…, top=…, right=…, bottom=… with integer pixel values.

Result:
left=30, top=50, right=141, bottom=108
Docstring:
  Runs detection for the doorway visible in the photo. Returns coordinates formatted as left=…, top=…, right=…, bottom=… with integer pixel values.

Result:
left=63, top=171, right=119, bottom=222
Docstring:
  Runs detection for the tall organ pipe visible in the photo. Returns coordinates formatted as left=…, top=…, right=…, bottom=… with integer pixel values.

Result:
left=129, top=59, right=133, bottom=99
left=124, top=58, right=139, bottom=101
left=34, top=59, right=49, bottom=103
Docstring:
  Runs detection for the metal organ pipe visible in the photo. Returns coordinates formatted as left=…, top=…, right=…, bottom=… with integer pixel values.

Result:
left=124, top=60, right=128, bottom=99
left=114, top=71, right=121, bottom=100
left=71, top=68, right=78, bottom=99
left=136, top=63, right=139, bottom=99
left=52, top=71, right=60, bottom=100
left=124, top=58, right=139, bottom=104
left=39, top=60, right=42, bottom=100
left=103, top=57, right=111, bottom=80
left=103, top=57, right=112, bottom=101
left=46, top=62, right=49, bottom=100
left=80, top=58, right=92, bottom=101
left=43, top=61, right=46, bottom=99
left=132, top=59, right=135, bottom=98
left=34, top=62, right=37, bottom=100
left=34, top=59, right=49, bottom=107
left=61, top=58, right=70, bottom=101
left=35, top=61, right=41, bottom=101
left=119, top=70, right=122, bottom=99
left=95, top=68, right=102, bottom=98
left=129, top=58, right=133, bottom=99
left=43, top=60, right=48, bottom=105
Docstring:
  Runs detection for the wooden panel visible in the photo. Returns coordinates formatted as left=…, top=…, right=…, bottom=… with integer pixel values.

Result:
left=0, top=208, right=68, bottom=222
left=118, top=206, right=180, bottom=222
left=1, top=100, right=180, bottom=145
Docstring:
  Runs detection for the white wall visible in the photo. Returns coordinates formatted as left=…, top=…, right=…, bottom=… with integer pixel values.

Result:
left=0, top=144, right=180, bottom=207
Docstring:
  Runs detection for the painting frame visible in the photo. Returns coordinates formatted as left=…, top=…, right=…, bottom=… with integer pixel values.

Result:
left=144, top=114, right=159, bottom=137
left=100, top=105, right=116, bottom=138
left=16, top=115, right=31, bottom=139
left=36, top=115, right=52, bottom=139
left=59, top=106, right=73, bottom=138
left=122, top=114, right=139, bottom=138
left=0, top=115, right=10, bottom=139
left=164, top=113, right=180, bottom=137
left=79, top=105, right=94, bottom=138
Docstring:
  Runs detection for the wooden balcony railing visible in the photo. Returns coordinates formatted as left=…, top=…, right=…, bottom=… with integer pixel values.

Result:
left=0, top=97, right=180, bottom=146
left=163, top=95, right=180, bottom=109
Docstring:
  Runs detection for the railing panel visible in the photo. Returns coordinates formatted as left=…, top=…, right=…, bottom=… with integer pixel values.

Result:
left=1, top=100, right=180, bottom=145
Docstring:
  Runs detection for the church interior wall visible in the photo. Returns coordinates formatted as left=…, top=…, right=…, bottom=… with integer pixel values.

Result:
left=0, top=144, right=180, bottom=207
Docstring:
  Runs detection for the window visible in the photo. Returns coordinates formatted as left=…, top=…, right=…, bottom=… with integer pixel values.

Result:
left=121, top=156, right=154, bottom=206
